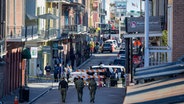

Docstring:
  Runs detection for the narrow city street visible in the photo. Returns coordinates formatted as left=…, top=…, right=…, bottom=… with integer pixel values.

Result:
left=32, top=50, right=126, bottom=104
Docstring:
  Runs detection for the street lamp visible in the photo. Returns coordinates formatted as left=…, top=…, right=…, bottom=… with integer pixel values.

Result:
left=144, top=0, right=149, bottom=67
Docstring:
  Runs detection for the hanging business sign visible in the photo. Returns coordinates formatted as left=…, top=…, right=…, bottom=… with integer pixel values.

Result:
left=31, top=47, right=38, bottom=58
left=125, top=16, right=162, bottom=33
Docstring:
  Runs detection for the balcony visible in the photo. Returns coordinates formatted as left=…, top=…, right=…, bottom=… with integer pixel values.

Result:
left=47, top=0, right=70, bottom=3
left=62, top=25, right=86, bottom=34
left=6, top=26, right=38, bottom=42
left=38, top=28, right=58, bottom=41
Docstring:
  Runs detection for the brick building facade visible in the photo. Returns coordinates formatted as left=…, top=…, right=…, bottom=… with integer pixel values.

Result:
left=171, top=0, right=184, bottom=61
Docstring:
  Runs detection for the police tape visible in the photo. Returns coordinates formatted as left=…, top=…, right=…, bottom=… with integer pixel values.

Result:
left=29, top=75, right=53, bottom=80
left=75, top=69, right=105, bottom=73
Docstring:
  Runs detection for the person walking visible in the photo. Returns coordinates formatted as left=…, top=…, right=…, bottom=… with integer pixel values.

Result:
left=36, top=64, right=42, bottom=80
left=54, top=64, right=59, bottom=82
left=75, top=77, right=85, bottom=102
left=66, top=65, right=72, bottom=83
left=105, top=68, right=111, bottom=87
left=88, top=78, right=97, bottom=103
left=44, top=63, right=51, bottom=78
left=58, top=77, right=68, bottom=103
left=58, top=63, right=65, bottom=80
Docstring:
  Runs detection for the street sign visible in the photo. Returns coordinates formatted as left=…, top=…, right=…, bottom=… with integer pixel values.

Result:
left=30, top=47, right=38, bottom=58
left=125, top=16, right=162, bottom=33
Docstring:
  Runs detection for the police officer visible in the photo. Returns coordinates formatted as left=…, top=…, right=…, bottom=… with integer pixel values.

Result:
left=88, top=78, right=97, bottom=103
left=75, top=77, right=85, bottom=102
left=58, top=77, right=68, bottom=103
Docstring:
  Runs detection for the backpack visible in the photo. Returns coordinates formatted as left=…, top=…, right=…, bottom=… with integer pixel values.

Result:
left=90, top=80, right=97, bottom=88
left=77, top=79, right=84, bottom=88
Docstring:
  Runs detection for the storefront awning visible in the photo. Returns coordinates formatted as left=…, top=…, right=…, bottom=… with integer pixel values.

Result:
left=123, top=32, right=162, bottom=38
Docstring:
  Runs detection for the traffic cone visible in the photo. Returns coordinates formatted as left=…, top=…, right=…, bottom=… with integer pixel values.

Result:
left=14, top=96, right=19, bottom=104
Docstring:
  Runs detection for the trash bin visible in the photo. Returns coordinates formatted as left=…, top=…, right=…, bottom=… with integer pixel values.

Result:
left=19, top=86, right=24, bottom=102
left=23, top=86, right=29, bottom=102
left=19, top=86, right=29, bottom=102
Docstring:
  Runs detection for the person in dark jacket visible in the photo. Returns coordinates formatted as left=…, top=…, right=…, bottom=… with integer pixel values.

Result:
left=44, top=63, right=51, bottom=78
left=54, top=64, right=59, bottom=82
left=58, top=77, right=68, bottom=103
left=88, top=78, right=97, bottom=103
left=87, top=66, right=95, bottom=76
left=75, top=77, right=85, bottom=102
left=105, top=68, right=111, bottom=87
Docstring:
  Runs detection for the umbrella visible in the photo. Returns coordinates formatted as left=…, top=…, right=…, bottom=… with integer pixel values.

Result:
left=38, top=13, right=59, bottom=20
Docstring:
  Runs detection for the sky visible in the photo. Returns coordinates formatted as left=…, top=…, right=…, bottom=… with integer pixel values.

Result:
left=110, top=0, right=141, bottom=12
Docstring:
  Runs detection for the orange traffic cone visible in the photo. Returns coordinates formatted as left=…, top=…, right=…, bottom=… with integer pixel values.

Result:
left=14, top=96, right=19, bottom=104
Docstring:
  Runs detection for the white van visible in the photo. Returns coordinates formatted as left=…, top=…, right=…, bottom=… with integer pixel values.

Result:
left=105, top=39, right=118, bottom=49
left=91, top=64, right=126, bottom=78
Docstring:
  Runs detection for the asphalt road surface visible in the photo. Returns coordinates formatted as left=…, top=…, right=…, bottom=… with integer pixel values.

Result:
left=33, top=85, right=125, bottom=104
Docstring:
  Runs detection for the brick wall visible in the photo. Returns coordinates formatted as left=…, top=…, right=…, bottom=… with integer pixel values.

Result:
left=172, top=0, right=184, bottom=61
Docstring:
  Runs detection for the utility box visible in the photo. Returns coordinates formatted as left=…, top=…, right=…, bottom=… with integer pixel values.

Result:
left=19, top=86, right=30, bottom=102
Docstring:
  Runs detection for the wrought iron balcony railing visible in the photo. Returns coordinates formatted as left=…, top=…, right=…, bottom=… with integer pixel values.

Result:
left=46, top=0, right=70, bottom=3
left=62, top=24, right=86, bottom=34
left=38, top=28, right=58, bottom=40
left=6, top=25, right=38, bottom=42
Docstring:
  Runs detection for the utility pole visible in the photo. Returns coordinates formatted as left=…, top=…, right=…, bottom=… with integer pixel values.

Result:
left=144, top=0, right=149, bottom=67
left=58, top=1, right=62, bottom=38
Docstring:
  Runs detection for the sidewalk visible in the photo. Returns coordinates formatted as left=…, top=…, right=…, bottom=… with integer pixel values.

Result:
left=1, top=80, right=55, bottom=104
left=124, top=75, right=184, bottom=104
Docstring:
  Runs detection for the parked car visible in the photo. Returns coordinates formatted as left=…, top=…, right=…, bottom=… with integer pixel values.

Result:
left=101, top=43, right=113, bottom=53
left=120, top=42, right=125, bottom=50
left=117, top=50, right=126, bottom=59
left=105, top=39, right=118, bottom=49
left=113, top=59, right=126, bottom=66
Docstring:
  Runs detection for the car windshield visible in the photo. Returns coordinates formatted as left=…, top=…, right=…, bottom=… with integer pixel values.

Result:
left=113, top=60, right=125, bottom=66
left=103, top=44, right=111, bottom=47
left=119, top=51, right=125, bottom=54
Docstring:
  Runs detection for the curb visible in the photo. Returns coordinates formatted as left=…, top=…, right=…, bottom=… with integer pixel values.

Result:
left=28, top=87, right=52, bottom=104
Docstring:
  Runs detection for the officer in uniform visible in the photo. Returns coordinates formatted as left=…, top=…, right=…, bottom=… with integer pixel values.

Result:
left=75, top=77, right=85, bottom=102
left=58, top=77, right=68, bottom=103
left=88, top=78, right=97, bottom=103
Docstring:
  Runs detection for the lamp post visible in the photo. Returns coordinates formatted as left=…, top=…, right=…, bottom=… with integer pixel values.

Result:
left=144, top=0, right=149, bottom=67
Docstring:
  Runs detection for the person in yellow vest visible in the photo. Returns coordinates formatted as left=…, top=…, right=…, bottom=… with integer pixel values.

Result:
left=89, top=41, right=95, bottom=55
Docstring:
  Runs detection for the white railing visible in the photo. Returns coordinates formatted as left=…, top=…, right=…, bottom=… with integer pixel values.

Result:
left=149, top=46, right=172, bottom=66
